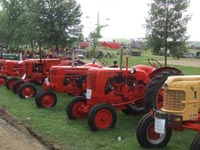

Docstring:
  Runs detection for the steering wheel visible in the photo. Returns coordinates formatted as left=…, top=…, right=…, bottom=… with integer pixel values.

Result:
left=148, top=59, right=162, bottom=68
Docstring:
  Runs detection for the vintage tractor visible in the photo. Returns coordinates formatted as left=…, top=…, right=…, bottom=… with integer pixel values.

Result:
left=66, top=54, right=182, bottom=131
left=0, top=59, right=8, bottom=85
left=13, top=58, right=86, bottom=99
left=0, top=59, right=25, bottom=86
left=136, top=75, right=200, bottom=150
left=8, top=58, right=62, bottom=98
left=35, top=60, right=101, bottom=108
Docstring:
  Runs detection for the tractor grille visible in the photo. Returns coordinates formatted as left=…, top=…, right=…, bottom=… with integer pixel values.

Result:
left=163, top=90, right=185, bottom=111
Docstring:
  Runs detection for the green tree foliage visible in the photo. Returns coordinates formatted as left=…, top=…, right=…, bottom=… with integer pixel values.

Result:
left=89, top=25, right=102, bottom=57
left=89, top=24, right=107, bottom=58
left=146, top=0, right=191, bottom=64
left=0, top=0, right=82, bottom=53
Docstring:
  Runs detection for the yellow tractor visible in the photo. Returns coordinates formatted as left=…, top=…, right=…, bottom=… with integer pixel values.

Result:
left=136, top=75, right=200, bottom=150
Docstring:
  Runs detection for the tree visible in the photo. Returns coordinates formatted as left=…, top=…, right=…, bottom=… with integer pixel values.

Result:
left=146, top=0, right=191, bottom=66
left=0, top=0, right=27, bottom=50
left=0, top=0, right=83, bottom=54
left=88, top=12, right=108, bottom=58
left=37, top=0, right=83, bottom=54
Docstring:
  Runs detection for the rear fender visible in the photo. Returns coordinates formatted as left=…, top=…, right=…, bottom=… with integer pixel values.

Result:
left=150, top=67, right=183, bottom=79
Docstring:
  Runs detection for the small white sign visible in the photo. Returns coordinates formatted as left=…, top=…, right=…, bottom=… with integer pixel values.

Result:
left=21, top=74, right=26, bottom=80
left=45, top=78, right=50, bottom=86
left=154, top=117, right=166, bottom=134
left=86, top=89, right=92, bottom=99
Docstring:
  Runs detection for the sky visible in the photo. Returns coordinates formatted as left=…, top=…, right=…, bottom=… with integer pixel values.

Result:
left=76, top=0, right=200, bottom=41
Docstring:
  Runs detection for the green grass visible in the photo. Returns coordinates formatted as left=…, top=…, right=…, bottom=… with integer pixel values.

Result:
left=0, top=54, right=199, bottom=150
left=0, top=86, right=197, bottom=150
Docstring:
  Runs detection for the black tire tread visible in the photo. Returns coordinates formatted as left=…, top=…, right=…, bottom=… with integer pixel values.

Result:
left=136, top=113, right=172, bottom=148
left=87, top=103, right=117, bottom=131
left=18, top=83, right=37, bottom=98
left=145, top=70, right=182, bottom=111
left=66, top=96, right=86, bottom=120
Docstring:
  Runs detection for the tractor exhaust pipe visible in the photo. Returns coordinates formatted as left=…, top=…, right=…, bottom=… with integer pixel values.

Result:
left=119, top=47, right=123, bottom=76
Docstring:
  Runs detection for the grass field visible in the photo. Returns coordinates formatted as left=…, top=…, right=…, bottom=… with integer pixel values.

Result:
left=0, top=54, right=199, bottom=150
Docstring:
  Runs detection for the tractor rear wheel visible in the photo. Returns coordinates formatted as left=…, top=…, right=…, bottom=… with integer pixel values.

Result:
left=0, top=76, right=7, bottom=86
left=35, top=90, right=57, bottom=108
left=136, top=113, right=172, bottom=148
left=145, top=70, right=182, bottom=111
left=67, top=96, right=87, bottom=120
left=18, top=83, right=37, bottom=99
left=6, top=77, right=19, bottom=89
left=190, top=133, right=200, bottom=150
left=87, top=103, right=117, bottom=131
left=13, top=80, right=25, bottom=93
left=122, top=102, right=145, bottom=115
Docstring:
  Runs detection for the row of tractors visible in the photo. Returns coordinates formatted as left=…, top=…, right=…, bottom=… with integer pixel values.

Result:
left=0, top=51, right=199, bottom=150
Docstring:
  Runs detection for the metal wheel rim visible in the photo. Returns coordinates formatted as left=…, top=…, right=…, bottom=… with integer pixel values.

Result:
left=41, top=94, right=55, bottom=108
left=22, top=87, right=35, bottom=98
left=94, top=109, right=113, bottom=129
left=146, top=122, right=166, bottom=144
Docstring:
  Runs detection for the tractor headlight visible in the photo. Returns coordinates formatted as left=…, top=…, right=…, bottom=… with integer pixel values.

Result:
left=130, top=67, right=136, bottom=74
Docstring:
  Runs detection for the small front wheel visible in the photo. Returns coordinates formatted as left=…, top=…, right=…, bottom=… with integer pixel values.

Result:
left=87, top=103, right=117, bottom=131
left=35, top=90, right=57, bottom=108
left=66, top=96, right=87, bottom=120
left=0, top=76, right=7, bottom=86
left=13, top=80, right=25, bottom=93
left=18, top=83, right=37, bottom=99
left=6, top=77, right=19, bottom=89
left=136, top=113, right=172, bottom=148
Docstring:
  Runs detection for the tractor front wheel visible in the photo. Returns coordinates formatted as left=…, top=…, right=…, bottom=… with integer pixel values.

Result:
left=191, top=133, right=200, bottom=150
left=18, top=83, right=37, bottom=99
left=6, top=77, right=19, bottom=89
left=87, top=103, right=117, bottom=131
left=136, top=113, right=172, bottom=148
left=0, top=76, right=7, bottom=86
left=35, top=90, right=57, bottom=108
left=67, top=96, right=87, bottom=120
left=13, top=80, right=25, bottom=93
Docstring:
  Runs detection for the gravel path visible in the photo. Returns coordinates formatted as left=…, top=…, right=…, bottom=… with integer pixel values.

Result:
left=0, top=117, right=48, bottom=150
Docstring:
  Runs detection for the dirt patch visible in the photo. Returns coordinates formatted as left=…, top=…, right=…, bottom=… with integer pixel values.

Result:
left=0, top=107, right=61, bottom=150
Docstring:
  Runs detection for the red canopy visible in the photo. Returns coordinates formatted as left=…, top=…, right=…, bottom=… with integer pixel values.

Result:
left=79, top=42, right=90, bottom=49
left=100, top=41, right=121, bottom=49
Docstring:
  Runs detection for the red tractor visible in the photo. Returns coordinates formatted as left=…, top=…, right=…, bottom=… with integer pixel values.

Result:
left=7, top=58, right=62, bottom=98
left=136, top=75, right=200, bottom=150
left=35, top=60, right=101, bottom=108
left=0, top=59, right=25, bottom=86
left=66, top=56, right=182, bottom=131
left=0, top=59, right=8, bottom=85
left=13, top=58, right=86, bottom=99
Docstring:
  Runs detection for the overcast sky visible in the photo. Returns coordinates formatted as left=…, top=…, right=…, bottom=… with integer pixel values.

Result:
left=76, top=0, right=200, bottom=41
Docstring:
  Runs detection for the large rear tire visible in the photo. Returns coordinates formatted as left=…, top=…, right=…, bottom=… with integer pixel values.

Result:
left=122, top=103, right=145, bottom=115
left=136, top=113, right=172, bottom=148
left=145, top=70, right=182, bottom=111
